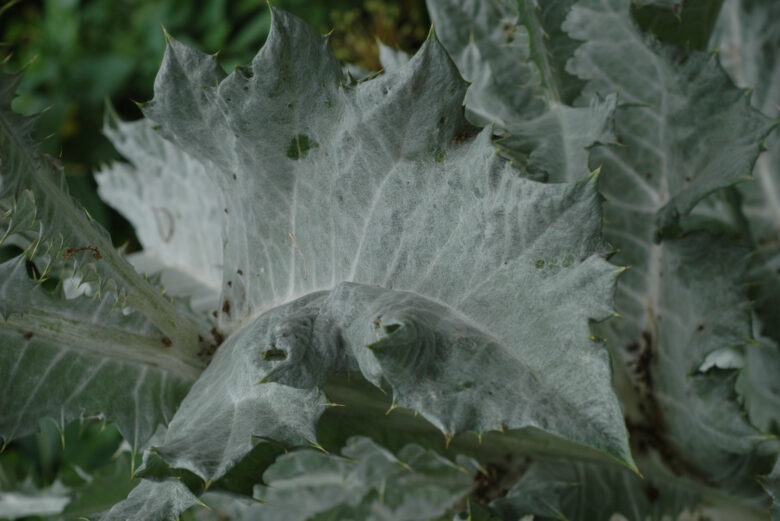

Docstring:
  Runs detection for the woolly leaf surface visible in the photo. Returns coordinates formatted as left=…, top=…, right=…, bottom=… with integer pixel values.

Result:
left=142, top=8, right=631, bottom=484
left=0, top=260, right=192, bottom=452
left=0, top=75, right=206, bottom=351
left=424, top=0, right=615, bottom=182
left=94, top=479, right=198, bottom=521
left=564, top=0, right=771, bottom=483
left=712, top=0, right=780, bottom=343
left=96, top=117, right=224, bottom=314
left=491, top=460, right=699, bottom=521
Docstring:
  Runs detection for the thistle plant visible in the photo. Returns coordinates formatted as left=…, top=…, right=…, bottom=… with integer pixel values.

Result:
left=0, top=1, right=778, bottom=520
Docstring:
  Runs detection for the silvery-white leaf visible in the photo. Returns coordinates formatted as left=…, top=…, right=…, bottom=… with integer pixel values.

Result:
left=712, top=0, right=780, bottom=342
left=426, top=0, right=613, bottom=182
left=736, top=332, right=780, bottom=433
left=251, top=436, right=476, bottom=521
left=0, top=74, right=206, bottom=351
left=377, top=42, right=410, bottom=72
left=564, top=0, right=770, bottom=483
left=491, top=460, right=699, bottom=521
left=94, top=479, right=198, bottom=521
left=0, top=480, right=70, bottom=520
left=141, top=8, right=631, bottom=484
left=0, top=260, right=191, bottom=452
left=96, top=116, right=224, bottom=314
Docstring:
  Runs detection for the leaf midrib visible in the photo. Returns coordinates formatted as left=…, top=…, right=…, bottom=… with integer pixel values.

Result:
left=4, top=309, right=201, bottom=381
left=0, top=106, right=206, bottom=360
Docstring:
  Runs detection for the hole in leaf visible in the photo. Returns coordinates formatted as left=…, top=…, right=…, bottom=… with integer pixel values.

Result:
left=286, top=134, right=318, bottom=160
left=234, top=65, right=254, bottom=80
left=262, top=347, right=287, bottom=361
left=383, top=324, right=401, bottom=335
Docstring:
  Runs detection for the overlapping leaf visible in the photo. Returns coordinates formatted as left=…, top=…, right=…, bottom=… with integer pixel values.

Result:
left=94, top=479, right=198, bottom=521
left=425, top=0, right=581, bottom=122
left=712, top=0, right=780, bottom=344
left=764, top=460, right=780, bottom=521
left=0, top=480, right=70, bottom=520
left=186, top=493, right=257, bottom=521
left=632, top=0, right=726, bottom=51
left=0, top=75, right=206, bottom=352
left=113, top=437, right=477, bottom=521
left=424, top=0, right=615, bottom=182
left=565, top=0, right=772, bottom=232
left=2, top=0, right=779, bottom=518
left=0, top=260, right=192, bottom=453
left=250, top=436, right=477, bottom=521
left=563, top=0, right=773, bottom=483
left=133, top=8, right=632, bottom=488
left=186, top=438, right=476, bottom=521
left=490, top=460, right=699, bottom=521
left=736, top=332, right=780, bottom=434
left=96, top=116, right=224, bottom=314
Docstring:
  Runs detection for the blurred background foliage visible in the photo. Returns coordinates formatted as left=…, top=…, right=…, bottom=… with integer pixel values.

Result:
left=0, top=1, right=428, bottom=518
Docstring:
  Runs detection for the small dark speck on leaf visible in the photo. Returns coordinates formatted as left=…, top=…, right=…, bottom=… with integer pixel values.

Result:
left=451, top=129, right=469, bottom=144
left=222, top=300, right=231, bottom=315
left=211, top=327, right=225, bottom=346
left=23, top=332, right=33, bottom=341
left=162, top=337, right=172, bottom=347
left=237, top=268, right=244, bottom=276
left=63, top=246, right=101, bottom=261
